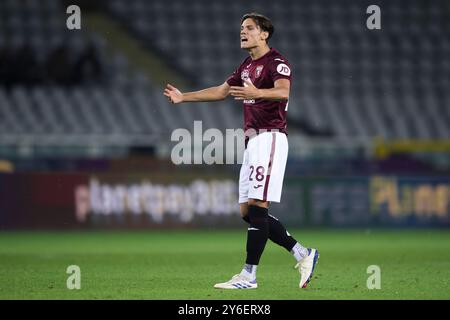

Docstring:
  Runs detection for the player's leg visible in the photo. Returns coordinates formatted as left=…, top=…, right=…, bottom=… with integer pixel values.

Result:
left=250, top=131, right=319, bottom=288
left=215, top=132, right=318, bottom=289
left=214, top=148, right=258, bottom=289
left=245, top=132, right=309, bottom=260
left=240, top=203, right=248, bottom=218
left=232, top=132, right=280, bottom=286
left=238, top=198, right=269, bottom=282
left=241, top=202, right=309, bottom=264
left=215, top=198, right=272, bottom=289
left=215, top=138, right=271, bottom=289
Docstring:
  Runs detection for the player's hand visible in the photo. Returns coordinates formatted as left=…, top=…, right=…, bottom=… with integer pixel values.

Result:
left=164, top=84, right=183, bottom=104
left=229, top=80, right=261, bottom=100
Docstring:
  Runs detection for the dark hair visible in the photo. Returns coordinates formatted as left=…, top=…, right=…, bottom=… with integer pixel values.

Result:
left=241, top=13, right=274, bottom=41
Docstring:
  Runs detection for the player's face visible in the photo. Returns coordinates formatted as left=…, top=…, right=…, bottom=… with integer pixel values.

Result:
left=240, top=18, right=267, bottom=49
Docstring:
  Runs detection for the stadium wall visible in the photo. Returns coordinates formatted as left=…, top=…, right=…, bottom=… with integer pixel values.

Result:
left=0, top=173, right=449, bottom=230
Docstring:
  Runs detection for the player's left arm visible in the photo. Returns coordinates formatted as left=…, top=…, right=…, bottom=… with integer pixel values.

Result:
left=229, top=79, right=290, bottom=101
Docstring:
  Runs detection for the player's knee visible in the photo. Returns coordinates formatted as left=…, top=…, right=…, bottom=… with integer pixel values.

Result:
left=240, top=203, right=248, bottom=218
left=248, top=198, right=269, bottom=208
left=247, top=204, right=269, bottom=235
left=240, top=204, right=250, bottom=223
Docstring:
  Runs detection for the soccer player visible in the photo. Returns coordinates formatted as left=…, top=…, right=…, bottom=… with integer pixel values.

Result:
left=164, top=13, right=319, bottom=289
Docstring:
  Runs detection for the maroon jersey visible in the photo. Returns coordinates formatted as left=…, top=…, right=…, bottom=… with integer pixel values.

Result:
left=226, top=48, right=291, bottom=134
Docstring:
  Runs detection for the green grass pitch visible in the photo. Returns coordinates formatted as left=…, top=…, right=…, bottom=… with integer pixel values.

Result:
left=0, top=229, right=449, bottom=299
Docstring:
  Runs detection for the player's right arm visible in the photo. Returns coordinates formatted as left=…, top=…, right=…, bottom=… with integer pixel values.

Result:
left=163, top=82, right=230, bottom=104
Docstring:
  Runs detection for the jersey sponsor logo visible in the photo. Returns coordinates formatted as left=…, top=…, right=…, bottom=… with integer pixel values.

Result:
left=276, top=63, right=291, bottom=76
left=255, top=65, right=264, bottom=78
left=243, top=99, right=255, bottom=104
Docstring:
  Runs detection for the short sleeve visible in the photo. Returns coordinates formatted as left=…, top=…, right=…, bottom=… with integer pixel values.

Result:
left=226, top=66, right=242, bottom=87
left=270, top=59, right=292, bottom=83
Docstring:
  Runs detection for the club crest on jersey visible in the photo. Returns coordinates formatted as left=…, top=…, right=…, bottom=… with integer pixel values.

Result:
left=255, top=65, right=264, bottom=78
left=276, top=63, right=291, bottom=76
left=241, top=69, right=250, bottom=81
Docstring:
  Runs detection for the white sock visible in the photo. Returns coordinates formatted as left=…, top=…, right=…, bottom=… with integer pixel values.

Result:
left=291, top=242, right=309, bottom=262
left=240, top=264, right=257, bottom=281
